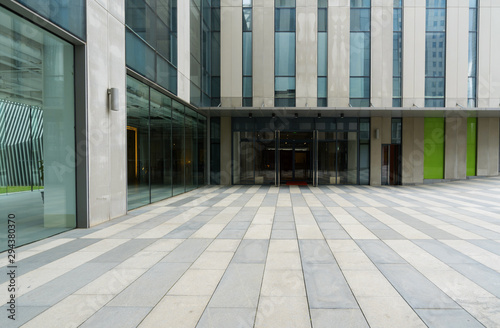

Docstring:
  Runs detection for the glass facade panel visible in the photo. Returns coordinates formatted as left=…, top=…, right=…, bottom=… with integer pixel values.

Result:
left=127, top=76, right=206, bottom=209
left=0, top=7, right=76, bottom=250
left=349, top=78, right=370, bottom=98
left=350, top=9, right=371, bottom=31
left=126, top=0, right=178, bottom=95
left=243, top=33, right=253, bottom=76
left=468, top=1, right=477, bottom=107
left=243, top=77, right=253, bottom=98
left=425, top=1, right=446, bottom=107
left=210, top=118, right=221, bottom=184
left=243, top=8, right=252, bottom=31
left=350, top=33, right=370, bottom=76
left=15, top=0, right=86, bottom=39
left=275, top=34, right=296, bottom=76
left=318, top=4, right=327, bottom=107
left=318, top=8, right=328, bottom=32
left=275, top=3, right=295, bottom=106
left=393, top=2, right=402, bottom=106
left=150, top=89, right=173, bottom=202
left=350, top=4, right=370, bottom=107
left=172, top=101, right=185, bottom=195
left=424, top=117, right=445, bottom=179
left=243, top=3, right=252, bottom=107
left=318, top=77, right=328, bottom=98
left=276, top=0, right=296, bottom=8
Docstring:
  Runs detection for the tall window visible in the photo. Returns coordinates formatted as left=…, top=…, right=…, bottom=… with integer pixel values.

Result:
left=275, top=0, right=296, bottom=107
left=350, top=0, right=371, bottom=107
left=393, top=0, right=402, bottom=107
left=318, top=0, right=328, bottom=107
left=425, top=0, right=446, bottom=107
left=126, top=0, right=178, bottom=94
left=468, top=0, right=478, bottom=107
left=243, top=0, right=253, bottom=107
left=211, top=1, right=221, bottom=106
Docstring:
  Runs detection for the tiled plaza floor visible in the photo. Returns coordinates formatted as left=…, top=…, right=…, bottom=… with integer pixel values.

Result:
left=2, top=177, right=500, bottom=327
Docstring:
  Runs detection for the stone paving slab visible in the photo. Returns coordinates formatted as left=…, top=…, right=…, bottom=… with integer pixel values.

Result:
left=1, top=177, right=500, bottom=327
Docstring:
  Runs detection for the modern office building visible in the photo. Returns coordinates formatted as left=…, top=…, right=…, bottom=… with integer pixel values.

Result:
left=1, top=0, right=499, bottom=249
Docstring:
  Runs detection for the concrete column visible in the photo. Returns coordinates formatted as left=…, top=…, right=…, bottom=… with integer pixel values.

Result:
left=402, top=1, right=425, bottom=107
left=445, top=0, right=468, bottom=107
left=328, top=0, right=349, bottom=107
left=477, top=117, right=499, bottom=176
left=220, top=117, right=232, bottom=185
left=86, top=0, right=127, bottom=226
left=477, top=2, right=500, bottom=107
left=402, top=117, right=424, bottom=184
left=370, top=116, right=391, bottom=185
left=253, top=0, right=274, bottom=107
left=296, top=0, right=317, bottom=107
left=371, top=0, right=393, bottom=107
left=221, top=0, right=243, bottom=107
left=177, top=0, right=190, bottom=102
left=444, top=117, right=467, bottom=179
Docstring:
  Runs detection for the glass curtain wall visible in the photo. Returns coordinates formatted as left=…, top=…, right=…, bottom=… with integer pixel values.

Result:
left=127, top=76, right=206, bottom=210
left=468, top=0, right=478, bottom=107
left=393, top=0, right=403, bottom=107
left=318, top=0, right=328, bottom=107
left=243, top=0, right=253, bottom=107
left=275, top=0, right=296, bottom=107
left=0, top=7, right=76, bottom=251
left=14, top=0, right=86, bottom=39
left=211, top=2, right=221, bottom=106
left=350, top=0, right=371, bottom=107
left=210, top=117, right=221, bottom=184
left=126, top=0, right=178, bottom=94
left=425, top=0, right=446, bottom=107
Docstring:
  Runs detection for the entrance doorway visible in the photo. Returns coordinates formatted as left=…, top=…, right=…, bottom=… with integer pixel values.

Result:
left=381, top=144, right=401, bottom=185
left=278, top=132, right=313, bottom=184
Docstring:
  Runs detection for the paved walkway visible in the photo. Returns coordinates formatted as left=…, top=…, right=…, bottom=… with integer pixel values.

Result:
left=2, top=178, right=500, bottom=327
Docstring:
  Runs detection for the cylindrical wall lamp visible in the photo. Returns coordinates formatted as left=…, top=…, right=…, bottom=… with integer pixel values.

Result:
left=108, top=88, right=120, bottom=111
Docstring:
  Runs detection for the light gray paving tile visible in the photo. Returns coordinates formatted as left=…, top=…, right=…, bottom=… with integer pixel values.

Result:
left=232, top=240, right=269, bottom=263
left=197, top=307, right=255, bottom=328
left=302, top=263, right=358, bottom=309
left=261, top=194, right=278, bottom=206
left=316, top=221, right=342, bottom=230
left=274, top=215, right=295, bottom=222
left=90, top=239, right=156, bottom=263
left=469, top=240, right=500, bottom=256
left=18, top=262, right=117, bottom=307
left=418, top=229, right=459, bottom=240
left=322, top=229, right=351, bottom=239
left=108, top=262, right=190, bottom=307
left=369, top=229, right=406, bottom=240
left=299, top=240, right=336, bottom=264
left=230, top=194, right=255, bottom=206
left=0, top=306, right=47, bottom=327
left=110, top=228, right=152, bottom=239
left=451, top=263, right=500, bottom=298
left=413, top=240, right=477, bottom=264
left=377, top=264, right=460, bottom=309
left=290, top=194, right=308, bottom=206
left=415, top=309, right=485, bottom=328
left=80, top=306, right=151, bottom=328
left=362, top=221, right=391, bottom=230
left=310, top=309, right=369, bottom=328
left=356, top=240, right=407, bottom=264
left=161, top=239, right=212, bottom=263
left=225, top=221, right=252, bottom=230
left=233, top=208, right=258, bottom=221
left=208, top=263, right=265, bottom=308
left=270, top=230, right=297, bottom=239
left=273, top=221, right=296, bottom=230
left=217, top=230, right=247, bottom=239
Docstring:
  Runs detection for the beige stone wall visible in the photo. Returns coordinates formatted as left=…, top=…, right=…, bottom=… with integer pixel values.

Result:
left=444, top=117, right=467, bottom=179
left=401, top=117, right=424, bottom=184
left=477, top=118, right=500, bottom=176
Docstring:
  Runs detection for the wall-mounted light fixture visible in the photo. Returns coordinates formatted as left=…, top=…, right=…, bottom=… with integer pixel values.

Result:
left=375, top=128, right=380, bottom=139
left=272, top=113, right=276, bottom=119
left=317, top=113, right=321, bottom=119
left=340, top=113, right=344, bottom=119
left=108, top=88, right=119, bottom=111
left=248, top=112, right=253, bottom=119
left=294, top=113, right=298, bottom=119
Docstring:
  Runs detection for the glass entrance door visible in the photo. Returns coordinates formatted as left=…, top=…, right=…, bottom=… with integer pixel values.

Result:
left=277, top=132, right=313, bottom=184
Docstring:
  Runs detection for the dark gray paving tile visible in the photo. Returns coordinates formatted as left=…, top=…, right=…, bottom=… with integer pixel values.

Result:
left=91, top=239, right=155, bottom=263
left=290, top=194, right=307, bottom=206
left=217, top=230, right=247, bottom=239
left=232, top=240, right=269, bottom=264
left=452, top=263, right=500, bottom=298
left=413, top=240, right=477, bottom=264
left=230, top=194, right=254, bottom=207
left=377, top=264, right=460, bottom=309
left=261, top=194, right=278, bottom=206
left=197, top=307, right=255, bottom=328
left=310, top=309, right=368, bottom=328
left=18, top=262, right=117, bottom=307
left=299, top=240, right=336, bottom=264
left=317, top=221, right=342, bottom=230
left=108, top=262, right=190, bottom=307
left=369, top=229, right=406, bottom=240
left=272, top=222, right=296, bottom=230
left=81, top=306, right=151, bottom=328
left=469, top=240, right=500, bottom=256
left=356, top=240, right=407, bottom=264
left=0, top=305, right=47, bottom=327
left=225, top=221, right=251, bottom=230
left=161, top=239, right=212, bottom=263
left=208, top=263, right=265, bottom=308
left=321, top=230, right=351, bottom=239
left=415, top=309, right=485, bottom=328
left=302, top=263, right=358, bottom=309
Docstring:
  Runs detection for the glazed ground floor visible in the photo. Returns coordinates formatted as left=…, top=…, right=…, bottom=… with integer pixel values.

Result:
left=209, top=114, right=500, bottom=187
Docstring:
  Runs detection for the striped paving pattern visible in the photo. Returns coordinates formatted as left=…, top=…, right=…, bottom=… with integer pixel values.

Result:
left=2, top=177, right=500, bottom=327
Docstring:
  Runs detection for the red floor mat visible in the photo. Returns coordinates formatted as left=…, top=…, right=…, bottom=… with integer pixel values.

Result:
left=286, top=181, right=308, bottom=186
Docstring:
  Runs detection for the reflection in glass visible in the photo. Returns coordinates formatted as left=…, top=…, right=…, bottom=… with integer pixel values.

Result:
left=233, top=132, right=255, bottom=184
left=185, top=107, right=197, bottom=192
left=150, top=89, right=172, bottom=202
left=0, top=8, right=76, bottom=251
left=127, top=77, right=150, bottom=209
left=172, top=101, right=185, bottom=195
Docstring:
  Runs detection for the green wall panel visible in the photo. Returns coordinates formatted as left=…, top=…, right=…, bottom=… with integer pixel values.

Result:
left=424, top=118, right=445, bottom=179
left=467, top=117, right=477, bottom=176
